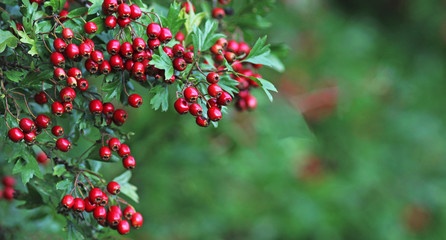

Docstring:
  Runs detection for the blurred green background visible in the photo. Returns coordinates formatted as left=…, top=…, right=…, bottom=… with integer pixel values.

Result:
left=125, top=0, right=446, bottom=239
left=4, top=0, right=446, bottom=239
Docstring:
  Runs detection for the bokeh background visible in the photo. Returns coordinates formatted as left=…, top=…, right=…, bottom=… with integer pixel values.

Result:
left=125, top=0, right=446, bottom=239
left=3, top=0, right=446, bottom=239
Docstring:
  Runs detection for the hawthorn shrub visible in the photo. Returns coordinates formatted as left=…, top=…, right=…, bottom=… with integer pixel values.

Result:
left=0, top=0, right=282, bottom=238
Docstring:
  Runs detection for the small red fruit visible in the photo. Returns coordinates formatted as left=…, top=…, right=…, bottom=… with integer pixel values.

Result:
left=117, top=220, right=130, bottom=235
left=2, top=176, right=15, bottom=187
left=53, top=38, right=67, bottom=53
left=207, top=83, right=223, bottom=98
left=207, top=106, right=222, bottom=121
left=65, top=43, right=80, bottom=60
left=146, top=23, right=161, bottom=39
left=206, top=72, right=220, bottom=84
left=84, top=21, right=98, bottom=34
left=217, top=91, right=233, bottom=106
left=89, top=187, right=103, bottom=205
left=107, top=181, right=120, bottom=195
left=50, top=52, right=65, bottom=67
left=183, top=86, right=200, bottom=103
left=117, top=3, right=131, bottom=18
left=122, top=155, right=136, bottom=169
left=104, top=15, right=118, bottom=29
left=173, top=57, right=187, bottom=71
left=128, top=94, right=143, bottom=108
left=51, top=125, right=64, bottom=137
left=189, top=103, right=203, bottom=116
left=34, top=91, right=48, bottom=104
left=196, top=115, right=209, bottom=127
left=112, top=109, right=127, bottom=126
left=174, top=98, right=189, bottom=114
left=66, top=76, right=77, bottom=88
left=35, top=114, right=51, bottom=128
left=36, top=152, right=49, bottom=164
left=108, top=137, right=121, bottom=151
left=130, top=212, right=144, bottom=229
left=132, top=37, right=146, bottom=52
left=24, top=131, right=36, bottom=143
left=62, top=28, right=74, bottom=40
left=84, top=197, right=96, bottom=212
left=89, top=99, right=103, bottom=115
left=77, top=78, right=89, bottom=91
left=212, top=7, right=226, bottom=19
left=107, top=208, right=122, bottom=227
left=61, top=194, right=75, bottom=209
left=158, top=27, right=172, bottom=43
left=56, top=138, right=71, bottom=152
left=123, top=206, right=136, bottom=220
left=91, top=50, right=104, bottom=64
left=118, top=144, right=131, bottom=157
left=93, top=205, right=107, bottom=221
left=19, top=118, right=36, bottom=133
left=129, top=4, right=142, bottom=19
left=72, top=197, right=85, bottom=212
left=99, top=146, right=112, bottom=161
left=102, top=102, right=115, bottom=117
left=107, top=39, right=121, bottom=55
left=67, top=67, right=82, bottom=80
left=60, top=87, right=76, bottom=102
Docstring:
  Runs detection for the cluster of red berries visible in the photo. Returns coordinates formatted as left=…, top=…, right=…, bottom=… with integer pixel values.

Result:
left=99, top=137, right=136, bottom=169
left=0, top=176, right=16, bottom=201
left=174, top=72, right=233, bottom=127
left=102, top=0, right=142, bottom=29
left=211, top=0, right=232, bottom=19
left=60, top=182, right=143, bottom=235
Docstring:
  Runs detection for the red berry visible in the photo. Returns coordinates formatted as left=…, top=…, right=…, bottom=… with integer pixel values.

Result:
left=183, top=51, right=194, bottom=63
left=217, top=91, right=233, bottom=105
left=163, top=46, right=174, bottom=58
left=84, top=21, right=97, bottom=34
left=50, top=52, right=65, bottom=67
left=123, top=206, right=136, bottom=220
left=84, top=197, right=96, bottom=212
left=62, top=28, right=74, bottom=41
left=66, top=76, right=77, bottom=88
left=122, top=155, right=136, bottom=169
left=72, top=197, right=85, bottom=212
left=3, top=187, right=15, bottom=201
left=181, top=2, right=195, bottom=14
left=109, top=55, right=124, bottom=71
left=206, top=72, right=220, bottom=84
left=67, top=67, right=82, bottom=80
left=89, top=187, right=103, bottom=205
left=147, top=38, right=161, bottom=50
left=51, top=125, right=64, bottom=137
left=117, top=3, right=131, bottom=18
left=93, top=205, right=107, bottom=221
left=189, top=103, right=203, bottom=116
left=112, top=109, right=127, bottom=126
left=65, top=43, right=80, bottom=60
left=107, top=208, right=122, bottom=227
left=172, top=44, right=185, bottom=58
left=107, top=181, right=120, bottom=195
left=35, top=114, right=51, bottom=128
left=85, top=59, right=99, bottom=74
left=99, top=60, right=112, bottom=75
left=100, top=191, right=109, bottom=206
left=51, top=101, right=64, bottom=116
left=61, top=194, right=75, bottom=209
left=183, top=86, right=200, bottom=103
left=19, top=118, right=36, bottom=133
left=24, top=131, right=36, bottom=143
left=118, top=143, right=131, bottom=157
left=108, top=138, right=121, bottom=151
left=174, top=98, right=189, bottom=114
left=91, top=50, right=104, bottom=64
left=128, top=93, right=143, bottom=108
left=99, top=146, right=112, bottom=161
left=89, top=99, right=103, bottom=115
left=132, top=37, right=146, bottom=52
left=109, top=205, right=122, bottom=216
left=79, top=42, right=93, bottom=58
left=245, top=94, right=257, bottom=110
left=224, top=51, right=236, bottom=63
left=196, top=116, right=209, bottom=127
left=237, top=41, right=251, bottom=56
left=173, top=57, right=187, bottom=71
left=207, top=106, right=222, bottom=121
left=210, top=44, right=223, bottom=55
left=132, top=62, right=145, bottom=78
left=34, top=91, right=48, bottom=104
left=207, top=83, right=223, bottom=98
left=60, top=87, right=76, bottom=102
left=216, top=38, right=228, bottom=48
left=63, top=101, right=73, bottom=113
left=77, top=78, right=89, bottom=91
left=56, top=138, right=71, bottom=152
left=107, top=39, right=121, bottom=55
left=36, top=152, right=49, bottom=164
left=146, top=23, right=161, bottom=39
left=130, top=212, right=144, bottom=229
left=102, top=102, right=115, bottom=117
left=104, top=15, right=117, bottom=29
left=2, top=176, right=15, bottom=187
left=117, top=220, right=130, bottom=235
left=129, top=4, right=142, bottom=20
left=53, top=38, right=67, bottom=53
left=212, top=7, right=226, bottom=19
left=227, top=40, right=239, bottom=53
left=117, top=17, right=131, bottom=28
left=102, top=0, right=118, bottom=14
left=159, top=27, right=172, bottom=43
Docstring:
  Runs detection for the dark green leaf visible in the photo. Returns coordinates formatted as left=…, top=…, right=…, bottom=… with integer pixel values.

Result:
left=0, top=29, right=19, bottom=53
left=242, top=36, right=284, bottom=72
left=12, top=151, right=43, bottom=184
left=53, top=165, right=66, bottom=177
left=56, top=179, right=72, bottom=190
left=149, top=48, right=174, bottom=80
left=87, top=0, right=102, bottom=15
left=68, top=7, right=88, bottom=18
left=149, top=85, right=169, bottom=112
left=162, top=2, right=185, bottom=35
left=113, top=171, right=139, bottom=203
left=250, top=77, right=278, bottom=102
left=4, top=70, right=25, bottom=83
left=191, top=20, right=225, bottom=53
left=16, top=182, right=45, bottom=209
left=219, top=75, right=240, bottom=96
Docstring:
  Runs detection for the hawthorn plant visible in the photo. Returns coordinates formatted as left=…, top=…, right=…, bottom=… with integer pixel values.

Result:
left=0, top=0, right=282, bottom=238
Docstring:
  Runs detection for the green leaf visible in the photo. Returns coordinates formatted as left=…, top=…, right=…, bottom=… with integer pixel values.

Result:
left=102, top=76, right=123, bottom=102
left=219, top=75, right=240, bottom=96
left=68, top=7, right=88, bottom=18
left=242, top=36, right=284, bottom=72
left=149, top=85, right=169, bottom=112
left=113, top=171, right=139, bottom=203
left=162, top=2, right=185, bottom=35
left=12, top=152, right=43, bottom=184
left=149, top=48, right=174, bottom=80
left=87, top=0, right=102, bottom=15
left=16, top=182, right=45, bottom=209
left=44, top=0, right=65, bottom=12
left=16, top=30, right=38, bottom=56
left=53, top=165, right=66, bottom=177
left=90, top=16, right=105, bottom=35
left=0, top=29, right=19, bottom=53
left=251, top=77, right=278, bottom=102
left=191, top=20, right=225, bottom=53
left=56, top=178, right=72, bottom=190
left=4, top=70, right=25, bottom=83
left=184, top=11, right=206, bottom=35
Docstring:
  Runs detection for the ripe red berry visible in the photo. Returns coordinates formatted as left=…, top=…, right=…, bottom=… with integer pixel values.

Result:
left=107, top=208, right=122, bottom=227
left=89, top=99, right=103, bottom=115
left=227, top=40, right=239, bottom=53
left=84, top=21, right=97, bottom=34
left=117, top=220, right=130, bottom=235
left=107, top=181, right=121, bottom=195
left=112, top=109, right=128, bottom=126
left=99, top=60, right=112, bottom=75
left=117, top=17, right=131, bottom=28
left=147, top=38, right=161, bottom=50
left=172, top=44, right=185, bottom=58
left=109, top=55, right=124, bottom=71
left=53, top=38, right=67, bottom=53
left=85, top=59, right=99, bottom=74
left=36, top=152, right=49, bottom=164
left=245, top=94, right=257, bottom=110
left=3, top=187, right=15, bottom=201
left=224, top=51, right=236, bottom=63
left=102, top=0, right=118, bottom=14
left=207, top=106, right=222, bottom=121
left=67, top=67, right=82, bottom=80
left=99, top=146, right=112, bottom=161
left=181, top=2, right=195, bottom=14
left=100, top=191, right=109, bottom=206
left=130, top=212, right=144, bottom=229
left=35, top=114, right=51, bottom=128
left=65, top=43, right=80, bottom=60
left=50, top=52, right=65, bottom=67
left=93, top=205, right=107, bottom=221
left=183, top=86, right=200, bottom=103
left=206, top=72, right=220, bottom=84
left=129, top=4, right=142, bottom=19
left=173, top=57, right=187, bottom=71
left=24, top=131, right=36, bottom=143
left=107, top=137, right=121, bottom=151
left=237, top=41, right=251, bottom=56
left=117, top=3, right=131, bottom=18
left=19, top=118, right=36, bottom=133
left=174, top=98, right=189, bottom=114
left=79, top=42, right=93, bottom=58
left=2, top=176, right=15, bottom=187
left=102, top=102, right=115, bottom=117
left=122, top=155, right=136, bottom=169
left=196, top=115, right=209, bottom=127
left=66, top=76, right=77, bottom=88
left=123, top=206, right=136, bottom=220
left=183, top=51, right=194, bottom=63
left=62, top=28, right=74, bottom=40
left=104, top=15, right=118, bottom=29
left=132, top=62, right=145, bottom=78
left=163, top=46, right=174, bottom=58
left=118, top=143, right=131, bottom=157
left=107, top=39, right=121, bottom=55
left=61, top=194, right=75, bottom=209
left=60, top=87, right=76, bottom=102
left=89, top=187, right=103, bottom=205
left=56, top=138, right=71, bottom=152
left=132, top=37, right=146, bottom=52
left=51, top=125, right=64, bottom=137
left=63, top=101, right=73, bottom=113
left=84, top=197, right=96, bottom=212
left=217, top=91, right=233, bottom=106
left=72, top=197, right=85, bottom=212
left=159, top=27, right=172, bottom=43
left=91, top=50, right=104, bottom=64
left=207, top=83, right=223, bottom=98
left=34, top=91, right=48, bottom=104
left=77, top=78, right=89, bottom=91
left=212, top=7, right=226, bottom=19
left=128, top=94, right=143, bottom=108
left=189, top=103, right=203, bottom=116
left=146, top=23, right=161, bottom=39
